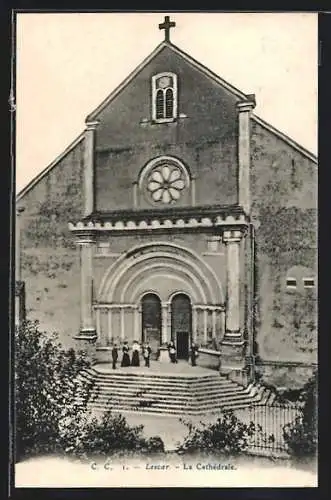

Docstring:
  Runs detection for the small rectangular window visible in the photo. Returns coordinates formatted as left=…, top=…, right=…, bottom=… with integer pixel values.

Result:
left=303, top=278, right=315, bottom=288
left=286, top=278, right=297, bottom=288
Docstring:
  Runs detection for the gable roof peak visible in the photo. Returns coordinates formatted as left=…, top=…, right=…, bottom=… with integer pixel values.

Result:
left=85, top=39, right=248, bottom=123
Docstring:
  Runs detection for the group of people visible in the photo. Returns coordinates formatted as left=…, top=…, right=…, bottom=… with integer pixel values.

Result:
left=167, top=340, right=199, bottom=366
left=111, top=340, right=152, bottom=369
left=111, top=340, right=200, bottom=369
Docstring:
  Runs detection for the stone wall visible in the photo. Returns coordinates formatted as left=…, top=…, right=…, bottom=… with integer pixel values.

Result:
left=17, top=139, right=84, bottom=348
left=251, top=120, right=317, bottom=363
left=94, top=45, right=239, bottom=211
left=255, top=360, right=317, bottom=390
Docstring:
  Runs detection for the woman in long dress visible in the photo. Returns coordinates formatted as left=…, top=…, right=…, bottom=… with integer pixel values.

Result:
left=121, top=341, right=131, bottom=367
left=168, top=340, right=177, bottom=364
left=131, top=340, right=140, bottom=367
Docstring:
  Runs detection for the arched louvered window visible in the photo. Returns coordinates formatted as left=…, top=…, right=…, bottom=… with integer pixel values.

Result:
left=152, top=72, right=178, bottom=122
left=156, top=89, right=164, bottom=120
left=165, top=88, right=174, bottom=119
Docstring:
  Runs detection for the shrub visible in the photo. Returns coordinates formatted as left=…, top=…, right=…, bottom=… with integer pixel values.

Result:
left=62, top=411, right=163, bottom=458
left=15, top=320, right=94, bottom=460
left=283, top=371, right=318, bottom=459
left=145, top=436, right=165, bottom=453
left=177, top=410, right=257, bottom=456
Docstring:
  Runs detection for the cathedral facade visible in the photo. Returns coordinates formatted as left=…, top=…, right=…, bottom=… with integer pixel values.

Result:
left=16, top=19, right=317, bottom=387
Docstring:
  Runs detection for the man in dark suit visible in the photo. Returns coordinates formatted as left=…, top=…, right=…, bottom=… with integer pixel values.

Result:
left=190, top=342, right=199, bottom=367
left=143, top=342, right=152, bottom=367
left=112, top=343, right=118, bottom=369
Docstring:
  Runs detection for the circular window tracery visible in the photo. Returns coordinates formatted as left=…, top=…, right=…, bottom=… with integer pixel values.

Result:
left=147, top=163, right=186, bottom=204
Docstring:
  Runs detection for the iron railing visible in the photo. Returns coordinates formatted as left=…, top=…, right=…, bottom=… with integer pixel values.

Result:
left=235, top=401, right=303, bottom=454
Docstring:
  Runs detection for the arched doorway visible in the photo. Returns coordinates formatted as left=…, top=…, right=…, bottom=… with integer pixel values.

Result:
left=141, top=293, right=162, bottom=354
left=171, top=293, right=192, bottom=360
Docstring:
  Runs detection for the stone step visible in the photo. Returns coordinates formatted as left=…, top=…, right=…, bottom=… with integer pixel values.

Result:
left=85, top=369, right=226, bottom=384
left=89, top=377, right=227, bottom=386
left=87, top=393, right=252, bottom=410
left=221, top=388, right=267, bottom=411
left=88, top=379, right=251, bottom=393
left=96, top=381, right=254, bottom=398
left=79, top=372, right=238, bottom=390
left=79, top=381, right=238, bottom=394
left=83, top=380, right=239, bottom=392
left=77, top=368, right=266, bottom=416
left=88, top=381, right=254, bottom=399
left=87, top=391, right=265, bottom=413
left=87, top=380, right=239, bottom=393
left=82, top=376, right=237, bottom=388
left=83, top=384, right=257, bottom=409
left=88, top=385, right=248, bottom=400
left=87, top=395, right=264, bottom=415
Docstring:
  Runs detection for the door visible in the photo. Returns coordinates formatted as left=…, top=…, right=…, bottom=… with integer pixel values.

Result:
left=171, top=294, right=192, bottom=360
left=141, top=293, right=162, bottom=356
left=176, top=331, right=189, bottom=359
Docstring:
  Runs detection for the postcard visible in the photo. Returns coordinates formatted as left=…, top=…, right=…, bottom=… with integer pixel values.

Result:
left=13, top=11, right=318, bottom=489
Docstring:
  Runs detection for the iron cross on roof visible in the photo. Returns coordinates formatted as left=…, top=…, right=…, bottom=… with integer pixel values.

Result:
left=159, top=16, right=176, bottom=42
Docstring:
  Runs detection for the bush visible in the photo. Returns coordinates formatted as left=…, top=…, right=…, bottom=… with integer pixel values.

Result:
left=62, top=411, right=164, bottom=458
left=15, top=320, right=94, bottom=460
left=177, top=410, right=257, bottom=456
left=283, top=371, right=318, bottom=459
left=15, top=320, right=164, bottom=460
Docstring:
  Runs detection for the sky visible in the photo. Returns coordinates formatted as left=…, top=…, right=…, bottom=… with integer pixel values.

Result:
left=15, top=12, right=318, bottom=193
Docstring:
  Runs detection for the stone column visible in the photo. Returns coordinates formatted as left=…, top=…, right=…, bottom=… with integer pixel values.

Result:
left=138, top=305, right=143, bottom=341
left=220, top=229, right=246, bottom=380
left=159, top=303, right=171, bottom=362
left=84, top=121, right=99, bottom=217
left=203, top=308, right=208, bottom=344
left=120, top=307, right=125, bottom=341
left=192, top=306, right=198, bottom=343
left=107, top=308, right=112, bottom=343
left=75, top=233, right=96, bottom=341
left=237, top=96, right=256, bottom=215
left=161, top=304, right=169, bottom=344
left=223, top=229, right=243, bottom=338
left=133, top=306, right=140, bottom=341
left=212, top=309, right=217, bottom=339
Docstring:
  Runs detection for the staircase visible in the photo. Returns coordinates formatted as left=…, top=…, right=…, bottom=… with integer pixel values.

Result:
left=78, top=365, right=276, bottom=417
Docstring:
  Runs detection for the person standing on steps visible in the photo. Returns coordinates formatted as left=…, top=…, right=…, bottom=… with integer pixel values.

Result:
left=190, top=342, right=199, bottom=367
left=111, top=343, right=118, bottom=369
left=168, top=340, right=177, bottom=364
left=121, top=341, right=130, bottom=367
left=143, top=342, right=152, bottom=367
left=131, top=340, right=140, bottom=367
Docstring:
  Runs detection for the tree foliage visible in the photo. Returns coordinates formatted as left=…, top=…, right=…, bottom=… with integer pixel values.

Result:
left=15, top=320, right=93, bottom=459
left=177, top=410, right=257, bottom=456
left=283, top=371, right=318, bottom=459
left=62, top=411, right=164, bottom=459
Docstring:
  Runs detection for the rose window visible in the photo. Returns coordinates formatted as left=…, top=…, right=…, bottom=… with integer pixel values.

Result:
left=147, top=164, right=186, bottom=204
